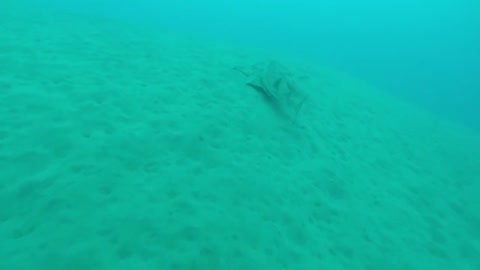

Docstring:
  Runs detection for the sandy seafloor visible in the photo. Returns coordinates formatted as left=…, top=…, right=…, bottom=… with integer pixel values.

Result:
left=1, top=3, right=480, bottom=270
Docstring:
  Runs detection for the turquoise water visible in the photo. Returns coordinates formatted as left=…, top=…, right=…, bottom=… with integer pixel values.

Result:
left=1, top=1, right=479, bottom=269
left=36, top=0, right=480, bottom=131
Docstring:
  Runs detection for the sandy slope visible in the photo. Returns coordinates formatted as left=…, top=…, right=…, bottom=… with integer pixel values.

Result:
left=0, top=4, right=479, bottom=270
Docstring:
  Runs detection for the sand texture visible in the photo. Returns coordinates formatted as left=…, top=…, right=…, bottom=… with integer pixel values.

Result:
left=1, top=4, right=480, bottom=270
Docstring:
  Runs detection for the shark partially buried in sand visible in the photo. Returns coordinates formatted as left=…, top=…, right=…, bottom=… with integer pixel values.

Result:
left=233, top=60, right=308, bottom=122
